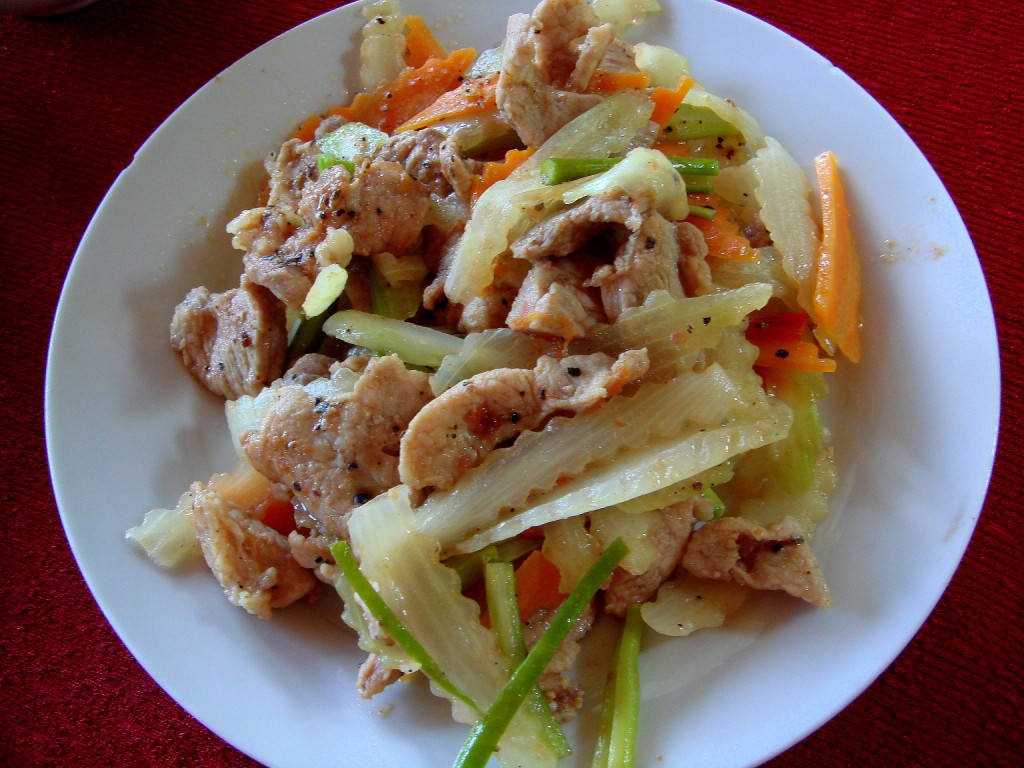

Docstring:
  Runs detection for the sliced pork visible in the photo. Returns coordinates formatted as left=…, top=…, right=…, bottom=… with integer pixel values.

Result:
left=399, top=349, right=648, bottom=493
left=170, top=278, right=288, bottom=399
left=681, top=516, right=831, bottom=608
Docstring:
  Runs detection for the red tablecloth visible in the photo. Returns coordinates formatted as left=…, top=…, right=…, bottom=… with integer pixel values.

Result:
left=2, top=0, right=1020, bottom=765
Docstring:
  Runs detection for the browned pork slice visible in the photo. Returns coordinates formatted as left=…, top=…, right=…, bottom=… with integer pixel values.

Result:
left=374, top=128, right=479, bottom=202
left=530, top=0, right=600, bottom=85
left=299, top=160, right=430, bottom=258
left=677, top=220, right=714, bottom=296
left=506, top=259, right=603, bottom=341
left=170, top=278, right=288, bottom=399
left=566, top=22, right=615, bottom=90
left=590, top=210, right=685, bottom=320
left=511, top=193, right=644, bottom=262
left=496, top=11, right=602, bottom=147
left=230, top=206, right=323, bottom=308
left=523, top=600, right=596, bottom=722
left=242, top=355, right=434, bottom=543
left=265, top=137, right=320, bottom=208
left=190, top=481, right=318, bottom=620
left=357, top=653, right=403, bottom=699
left=278, top=353, right=336, bottom=387
left=399, top=349, right=648, bottom=493
left=681, top=516, right=831, bottom=608
left=603, top=500, right=696, bottom=617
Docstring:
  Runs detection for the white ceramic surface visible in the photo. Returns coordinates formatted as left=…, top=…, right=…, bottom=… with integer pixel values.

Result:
left=45, top=1, right=1000, bottom=766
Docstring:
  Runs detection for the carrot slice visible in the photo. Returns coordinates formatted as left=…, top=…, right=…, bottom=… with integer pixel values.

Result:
left=292, top=114, right=322, bottom=143
left=332, top=47, right=476, bottom=134
left=688, top=193, right=759, bottom=262
left=812, top=151, right=862, bottom=363
left=404, top=15, right=447, bottom=68
left=471, top=147, right=535, bottom=200
left=586, top=70, right=651, bottom=93
left=650, top=76, right=694, bottom=129
left=514, top=550, right=566, bottom=621
left=396, top=72, right=499, bottom=133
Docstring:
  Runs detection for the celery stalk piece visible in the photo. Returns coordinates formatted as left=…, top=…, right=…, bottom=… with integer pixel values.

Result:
left=453, top=539, right=629, bottom=768
left=541, top=155, right=720, bottom=185
left=369, top=268, right=422, bottom=321
left=686, top=203, right=716, bottom=219
left=348, top=488, right=559, bottom=767
left=456, top=403, right=792, bottom=554
left=317, top=121, right=388, bottom=172
left=323, top=309, right=463, bottom=367
left=416, top=365, right=750, bottom=551
left=484, top=562, right=571, bottom=758
left=330, top=540, right=480, bottom=713
left=286, top=301, right=335, bottom=361
left=447, top=537, right=540, bottom=590
left=664, top=103, right=740, bottom=140
left=592, top=604, right=643, bottom=768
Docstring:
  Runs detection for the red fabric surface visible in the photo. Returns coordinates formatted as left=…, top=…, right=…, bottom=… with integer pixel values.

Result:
left=1, top=0, right=1021, bottom=766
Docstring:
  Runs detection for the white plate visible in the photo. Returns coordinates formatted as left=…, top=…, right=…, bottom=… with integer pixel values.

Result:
left=45, top=1, right=999, bottom=766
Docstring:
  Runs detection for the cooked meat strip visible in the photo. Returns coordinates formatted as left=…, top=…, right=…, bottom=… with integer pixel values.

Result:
left=567, top=22, right=615, bottom=90
left=374, top=128, right=478, bottom=202
left=511, top=193, right=644, bottom=262
left=677, top=220, right=713, bottom=296
left=603, top=501, right=696, bottom=618
left=589, top=209, right=685, bottom=320
left=681, top=516, right=831, bottom=608
left=399, top=349, right=648, bottom=493
left=298, top=160, right=430, bottom=257
left=506, top=258, right=603, bottom=341
left=170, top=278, right=288, bottom=399
left=531, top=0, right=600, bottom=86
left=242, top=355, right=433, bottom=542
left=523, top=600, right=596, bottom=722
left=357, top=654, right=403, bottom=699
left=190, top=480, right=317, bottom=620
left=265, top=137, right=320, bottom=209
left=495, top=11, right=602, bottom=147
left=230, top=206, right=321, bottom=309
left=278, top=353, right=336, bottom=387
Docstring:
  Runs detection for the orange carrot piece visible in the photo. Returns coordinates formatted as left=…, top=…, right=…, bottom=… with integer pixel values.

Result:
left=396, top=72, right=499, bottom=133
left=586, top=70, right=651, bottom=93
left=650, top=76, right=694, bottom=129
left=812, top=151, right=862, bottom=363
left=332, top=47, right=476, bottom=134
left=404, top=15, right=447, bottom=68
left=754, top=340, right=837, bottom=373
left=292, top=114, right=322, bottom=143
left=514, top=550, right=566, bottom=621
left=689, top=193, right=760, bottom=262
left=471, top=147, right=535, bottom=200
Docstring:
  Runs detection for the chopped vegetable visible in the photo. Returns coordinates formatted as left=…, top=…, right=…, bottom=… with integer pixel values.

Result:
left=452, top=539, right=629, bottom=768
left=331, top=539, right=480, bottom=712
left=591, top=604, right=643, bottom=768
left=811, top=150, right=862, bottom=362
left=688, top=194, right=760, bottom=262
left=649, top=76, right=695, bottom=129
left=541, top=155, right=719, bottom=185
left=585, top=70, right=651, bottom=92
left=513, top=550, right=566, bottom=621
left=663, top=102, right=739, bottom=140
left=396, top=73, right=499, bottom=132
left=471, top=147, right=536, bottom=200
left=333, top=47, right=477, bottom=133
left=323, top=309, right=463, bottom=367
left=317, top=121, right=388, bottom=172
left=404, top=14, right=446, bottom=68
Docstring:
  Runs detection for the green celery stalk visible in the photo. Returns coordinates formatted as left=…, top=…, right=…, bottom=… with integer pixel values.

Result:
left=322, top=309, right=464, bottom=368
left=317, top=121, right=388, bottom=173
left=286, top=301, right=335, bottom=361
left=541, top=156, right=719, bottom=185
left=330, top=541, right=480, bottom=714
left=686, top=203, right=716, bottom=220
left=664, top=103, right=740, bottom=140
left=484, top=562, right=572, bottom=758
left=453, top=538, right=629, bottom=768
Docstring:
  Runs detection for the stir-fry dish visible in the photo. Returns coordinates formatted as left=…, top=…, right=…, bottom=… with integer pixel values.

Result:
left=128, top=0, right=862, bottom=763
